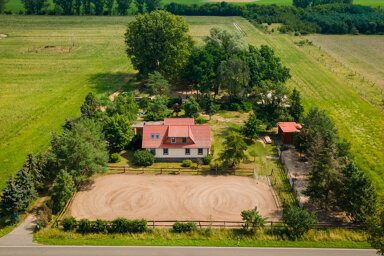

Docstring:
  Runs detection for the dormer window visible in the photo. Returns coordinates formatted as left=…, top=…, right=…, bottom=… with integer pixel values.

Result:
left=151, top=133, right=154, bottom=139
left=171, top=137, right=176, bottom=143
left=155, top=134, right=159, bottom=139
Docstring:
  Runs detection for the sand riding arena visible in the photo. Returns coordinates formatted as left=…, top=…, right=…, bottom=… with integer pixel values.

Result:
left=70, top=174, right=282, bottom=222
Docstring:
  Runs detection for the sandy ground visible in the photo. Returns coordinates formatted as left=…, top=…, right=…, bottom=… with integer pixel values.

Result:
left=70, top=174, right=282, bottom=221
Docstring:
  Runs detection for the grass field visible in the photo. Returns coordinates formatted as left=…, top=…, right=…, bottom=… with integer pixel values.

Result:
left=3, top=0, right=382, bottom=13
left=35, top=227, right=370, bottom=248
left=1, top=15, right=384, bottom=198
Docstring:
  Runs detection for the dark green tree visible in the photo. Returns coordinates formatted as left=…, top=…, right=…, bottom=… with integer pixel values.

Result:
left=107, top=92, right=138, bottom=121
left=241, top=206, right=266, bottom=232
left=145, top=95, right=169, bottom=121
left=21, top=0, right=47, bottom=14
left=116, top=0, right=131, bottom=15
left=341, top=161, right=377, bottom=223
left=242, top=114, right=265, bottom=140
left=0, top=176, right=23, bottom=223
left=144, top=0, right=161, bottom=12
left=293, top=0, right=312, bottom=8
left=219, top=131, right=248, bottom=167
left=103, top=114, right=134, bottom=153
left=368, top=206, right=384, bottom=255
left=92, top=0, right=104, bottom=15
left=22, top=153, right=44, bottom=191
left=52, top=119, right=109, bottom=184
left=146, top=71, right=171, bottom=96
left=202, top=96, right=219, bottom=120
left=134, top=0, right=145, bottom=13
left=283, top=206, right=317, bottom=240
left=73, top=0, right=81, bottom=14
left=81, top=92, right=100, bottom=119
left=0, top=0, right=7, bottom=13
left=15, top=168, right=37, bottom=211
left=53, top=0, right=72, bottom=14
left=82, top=0, right=91, bottom=14
left=184, top=96, right=200, bottom=118
left=50, top=170, right=75, bottom=214
left=125, top=11, right=193, bottom=79
left=289, top=88, right=304, bottom=122
left=104, top=0, right=114, bottom=14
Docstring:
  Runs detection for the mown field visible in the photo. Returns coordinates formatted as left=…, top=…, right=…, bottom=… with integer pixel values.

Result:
left=3, top=0, right=383, bottom=13
left=1, top=15, right=384, bottom=198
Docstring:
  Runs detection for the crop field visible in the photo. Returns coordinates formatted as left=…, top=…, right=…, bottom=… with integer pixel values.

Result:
left=1, top=15, right=384, bottom=197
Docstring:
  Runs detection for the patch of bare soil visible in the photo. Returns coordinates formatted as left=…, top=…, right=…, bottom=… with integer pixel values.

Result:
left=0, top=34, right=7, bottom=39
left=70, top=174, right=282, bottom=221
left=108, top=90, right=121, bottom=101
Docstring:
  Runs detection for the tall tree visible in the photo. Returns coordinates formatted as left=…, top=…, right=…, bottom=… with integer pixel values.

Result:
left=146, top=71, right=171, bottom=96
left=22, top=153, right=44, bottom=191
left=82, top=0, right=91, bottom=14
left=134, top=0, right=145, bottom=13
left=0, top=176, right=23, bottom=223
left=106, top=92, right=138, bottom=121
left=73, top=0, right=81, bottom=14
left=205, top=27, right=247, bottom=56
left=92, top=0, right=104, bottom=15
left=242, top=114, right=265, bottom=140
left=340, top=161, right=377, bottom=223
left=103, top=114, right=134, bottom=153
left=144, top=0, right=161, bottom=12
left=81, top=92, right=101, bottom=119
left=53, top=0, right=72, bottom=14
left=202, top=96, right=219, bottom=120
left=0, top=0, right=7, bottom=13
left=50, top=170, right=75, bottom=214
left=219, top=131, right=248, bottom=167
left=104, top=0, right=114, bottom=14
left=217, top=56, right=250, bottom=101
left=14, top=168, right=37, bottom=210
left=21, top=0, right=47, bottom=14
left=368, top=206, right=384, bottom=255
left=289, top=88, right=304, bottom=122
left=125, top=11, right=193, bottom=79
left=116, top=0, right=131, bottom=15
left=52, top=119, right=109, bottom=184
left=184, top=96, right=200, bottom=118
left=144, top=95, right=169, bottom=121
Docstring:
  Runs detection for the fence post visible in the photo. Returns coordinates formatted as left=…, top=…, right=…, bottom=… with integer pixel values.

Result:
left=199, top=221, right=201, bottom=229
left=179, top=169, right=181, bottom=175
left=153, top=220, right=155, bottom=229
left=224, top=221, right=226, bottom=228
left=270, top=221, right=272, bottom=227
left=124, top=166, right=126, bottom=173
left=160, top=168, right=162, bottom=175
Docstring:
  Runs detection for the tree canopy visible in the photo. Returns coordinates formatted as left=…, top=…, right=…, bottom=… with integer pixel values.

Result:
left=219, top=131, right=248, bottom=167
left=125, top=11, right=193, bottom=79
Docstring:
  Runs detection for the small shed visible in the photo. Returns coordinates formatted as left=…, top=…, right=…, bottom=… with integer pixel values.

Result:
left=277, top=122, right=302, bottom=144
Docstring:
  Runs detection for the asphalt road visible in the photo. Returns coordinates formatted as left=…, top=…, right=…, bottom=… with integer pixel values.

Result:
left=0, top=246, right=377, bottom=256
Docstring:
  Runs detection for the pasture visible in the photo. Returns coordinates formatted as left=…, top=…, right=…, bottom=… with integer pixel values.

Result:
left=0, top=15, right=384, bottom=197
left=70, top=174, right=282, bottom=221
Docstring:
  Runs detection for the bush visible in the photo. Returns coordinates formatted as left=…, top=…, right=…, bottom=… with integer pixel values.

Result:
left=110, top=218, right=148, bottom=233
left=94, top=219, right=107, bottom=233
left=242, top=102, right=253, bottom=112
left=78, top=219, right=92, bottom=234
left=181, top=159, right=192, bottom=167
left=203, top=155, right=212, bottom=165
left=133, top=150, right=155, bottom=166
left=36, top=204, right=52, bottom=228
left=110, top=153, right=121, bottom=163
left=241, top=206, right=266, bottom=232
left=172, top=222, right=197, bottom=233
left=61, top=217, right=77, bottom=231
left=282, top=206, right=317, bottom=240
left=194, top=116, right=206, bottom=124
left=230, top=102, right=242, bottom=112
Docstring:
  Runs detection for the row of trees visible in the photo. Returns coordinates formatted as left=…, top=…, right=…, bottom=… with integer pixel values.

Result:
left=17, top=0, right=160, bottom=15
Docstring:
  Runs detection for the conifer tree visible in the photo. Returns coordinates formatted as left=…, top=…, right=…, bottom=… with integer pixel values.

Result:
left=0, top=176, right=23, bottom=223
left=15, top=168, right=37, bottom=210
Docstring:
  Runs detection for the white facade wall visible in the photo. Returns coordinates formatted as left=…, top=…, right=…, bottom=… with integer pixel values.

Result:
left=146, top=148, right=209, bottom=159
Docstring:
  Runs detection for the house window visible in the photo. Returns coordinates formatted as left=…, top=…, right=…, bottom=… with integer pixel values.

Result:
left=182, top=137, right=187, bottom=143
left=151, top=133, right=154, bottom=139
left=155, top=133, right=159, bottom=139
left=171, top=137, right=176, bottom=144
left=150, top=148, right=156, bottom=155
left=198, top=148, right=203, bottom=155
left=185, top=148, right=190, bottom=155
left=163, top=148, right=168, bottom=155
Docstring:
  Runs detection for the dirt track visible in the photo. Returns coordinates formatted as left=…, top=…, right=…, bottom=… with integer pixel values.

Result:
left=70, top=175, right=282, bottom=221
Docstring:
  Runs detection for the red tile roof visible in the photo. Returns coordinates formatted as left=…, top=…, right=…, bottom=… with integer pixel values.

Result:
left=277, top=122, right=302, bottom=133
left=142, top=118, right=211, bottom=149
left=164, top=118, right=194, bottom=125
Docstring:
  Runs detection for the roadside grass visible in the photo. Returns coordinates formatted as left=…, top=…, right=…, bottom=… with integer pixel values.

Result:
left=34, top=227, right=371, bottom=248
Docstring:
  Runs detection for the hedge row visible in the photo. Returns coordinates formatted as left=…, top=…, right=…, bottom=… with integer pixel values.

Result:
left=61, top=217, right=148, bottom=234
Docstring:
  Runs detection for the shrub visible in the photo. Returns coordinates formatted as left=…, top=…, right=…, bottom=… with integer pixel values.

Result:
left=181, top=159, right=192, bottom=167
left=242, top=102, right=252, bottom=112
left=282, top=206, right=317, bottom=240
left=172, top=222, right=197, bottom=233
left=36, top=204, right=52, bottom=228
left=61, top=217, right=77, bottom=231
left=78, top=219, right=92, bottom=234
left=203, top=155, right=212, bottom=165
left=230, top=102, right=242, bottom=112
left=110, top=218, right=148, bottom=233
left=110, top=153, right=121, bottom=163
left=111, top=218, right=130, bottom=233
left=129, top=219, right=148, bottom=233
left=133, top=150, right=155, bottom=166
left=241, top=206, right=266, bottom=232
left=94, top=219, right=107, bottom=233
left=194, top=116, right=206, bottom=124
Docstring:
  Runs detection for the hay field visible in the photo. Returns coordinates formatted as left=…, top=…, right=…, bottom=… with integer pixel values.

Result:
left=70, top=174, right=282, bottom=221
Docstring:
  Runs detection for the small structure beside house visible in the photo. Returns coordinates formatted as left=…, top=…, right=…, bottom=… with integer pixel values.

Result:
left=277, top=122, right=302, bottom=144
left=140, top=118, right=211, bottom=161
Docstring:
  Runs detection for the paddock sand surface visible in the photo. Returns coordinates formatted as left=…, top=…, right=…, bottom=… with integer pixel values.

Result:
left=70, top=174, right=282, bottom=221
